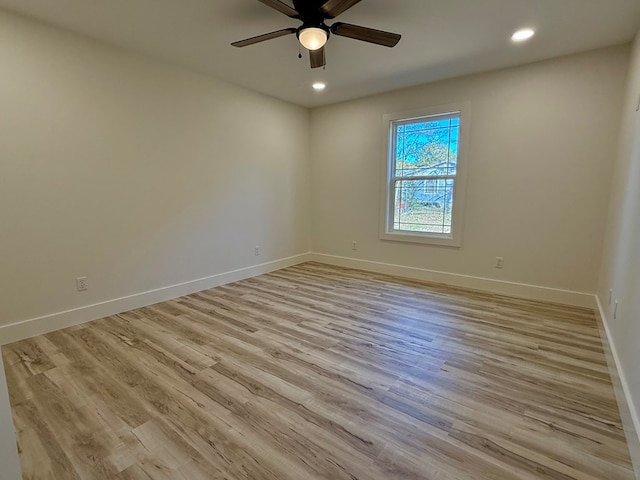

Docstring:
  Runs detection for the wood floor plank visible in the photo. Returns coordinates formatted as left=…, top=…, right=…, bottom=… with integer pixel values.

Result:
left=2, top=262, right=635, bottom=479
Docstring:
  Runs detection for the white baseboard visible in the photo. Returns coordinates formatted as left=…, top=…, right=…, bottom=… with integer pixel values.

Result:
left=1, top=253, right=595, bottom=347
left=0, top=253, right=312, bottom=346
left=0, top=356, right=21, bottom=480
left=595, top=296, right=640, bottom=478
left=310, top=253, right=596, bottom=308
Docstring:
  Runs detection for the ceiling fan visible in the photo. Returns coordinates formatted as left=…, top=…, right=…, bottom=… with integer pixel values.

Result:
left=231, top=0, right=401, bottom=69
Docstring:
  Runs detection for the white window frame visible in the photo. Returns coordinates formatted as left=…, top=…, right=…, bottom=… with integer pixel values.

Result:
left=379, top=102, right=470, bottom=247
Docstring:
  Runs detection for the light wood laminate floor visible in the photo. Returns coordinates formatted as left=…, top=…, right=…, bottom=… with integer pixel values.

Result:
left=2, top=262, right=635, bottom=479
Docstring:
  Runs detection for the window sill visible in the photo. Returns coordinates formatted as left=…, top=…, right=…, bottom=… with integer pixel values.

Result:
left=380, top=230, right=461, bottom=247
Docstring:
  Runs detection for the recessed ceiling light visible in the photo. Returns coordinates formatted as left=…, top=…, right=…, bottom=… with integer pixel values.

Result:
left=511, top=28, right=535, bottom=42
left=312, top=82, right=326, bottom=91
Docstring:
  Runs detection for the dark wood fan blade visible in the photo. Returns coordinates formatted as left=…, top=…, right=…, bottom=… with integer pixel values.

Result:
left=320, top=0, right=362, bottom=19
left=331, top=22, right=401, bottom=47
left=257, top=0, right=300, bottom=18
left=310, top=46, right=326, bottom=68
left=231, top=28, right=297, bottom=47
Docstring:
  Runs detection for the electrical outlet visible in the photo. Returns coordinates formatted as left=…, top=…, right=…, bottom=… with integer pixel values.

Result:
left=495, top=257, right=504, bottom=269
left=614, top=301, right=619, bottom=319
left=76, top=276, right=88, bottom=292
left=352, top=241, right=357, bottom=251
left=254, top=246, right=261, bottom=256
left=608, top=289, right=613, bottom=306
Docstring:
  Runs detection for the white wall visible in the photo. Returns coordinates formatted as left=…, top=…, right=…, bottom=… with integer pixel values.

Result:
left=598, top=31, right=640, bottom=472
left=0, top=10, right=311, bottom=334
left=310, top=46, right=629, bottom=296
left=0, top=356, right=21, bottom=480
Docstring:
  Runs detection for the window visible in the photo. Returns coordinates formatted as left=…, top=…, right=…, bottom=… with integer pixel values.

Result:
left=380, top=103, right=469, bottom=246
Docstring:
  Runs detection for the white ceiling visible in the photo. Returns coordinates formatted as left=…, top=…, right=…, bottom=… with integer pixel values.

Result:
left=0, top=0, right=639, bottom=107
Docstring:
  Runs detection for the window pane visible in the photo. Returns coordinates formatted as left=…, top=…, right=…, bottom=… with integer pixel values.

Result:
left=394, top=115, right=460, bottom=177
left=393, top=179, right=454, bottom=234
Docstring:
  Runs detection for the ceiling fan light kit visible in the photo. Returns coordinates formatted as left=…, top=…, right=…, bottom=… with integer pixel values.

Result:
left=231, top=0, right=401, bottom=69
left=298, top=27, right=328, bottom=51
